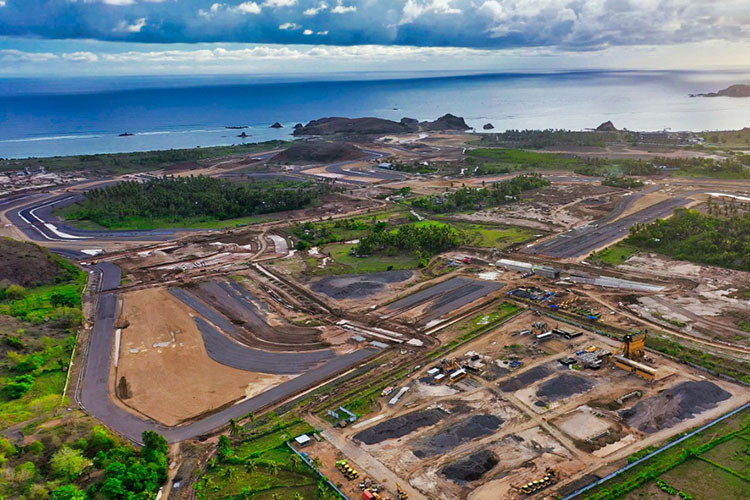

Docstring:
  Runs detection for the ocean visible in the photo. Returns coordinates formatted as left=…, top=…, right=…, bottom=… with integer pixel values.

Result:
left=1, top=70, right=749, bottom=159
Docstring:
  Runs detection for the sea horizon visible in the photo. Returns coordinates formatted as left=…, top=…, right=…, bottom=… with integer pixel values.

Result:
left=2, top=69, right=749, bottom=160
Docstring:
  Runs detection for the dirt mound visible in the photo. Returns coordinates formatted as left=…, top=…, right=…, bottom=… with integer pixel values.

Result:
left=621, top=380, right=731, bottom=433
left=499, top=364, right=553, bottom=392
left=354, top=408, right=446, bottom=445
left=310, top=270, right=413, bottom=299
left=413, top=414, right=504, bottom=458
left=0, top=238, right=75, bottom=288
left=269, top=141, right=368, bottom=164
left=536, top=373, right=594, bottom=402
left=441, top=450, right=498, bottom=483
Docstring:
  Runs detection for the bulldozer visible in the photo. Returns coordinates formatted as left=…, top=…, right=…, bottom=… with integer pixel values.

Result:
left=396, top=483, right=409, bottom=500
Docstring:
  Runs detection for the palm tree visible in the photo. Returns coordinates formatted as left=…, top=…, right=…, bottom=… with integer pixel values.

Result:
left=269, top=462, right=280, bottom=476
left=311, top=456, right=322, bottom=470
left=293, top=493, right=304, bottom=500
left=247, top=460, right=257, bottom=473
left=290, top=454, right=301, bottom=471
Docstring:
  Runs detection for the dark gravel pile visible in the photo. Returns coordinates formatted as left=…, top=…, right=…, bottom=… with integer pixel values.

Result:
left=413, top=415, right=504, bottom=458
left=311, top=270, right=412, bottom=299
left=535, top=373, right=594, bottom=402
left=621, top=380, right=731, bottom=433
left=499, top=365, right=553, bottom=392
left=441, top=450, right=499, bottom=483
left=354, top=408, right=446, bottom=445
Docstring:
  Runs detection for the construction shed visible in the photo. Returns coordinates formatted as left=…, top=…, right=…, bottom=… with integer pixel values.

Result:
left=496, top=259, right=534, bottom=273
left=294, top=434, right=312, bottom=447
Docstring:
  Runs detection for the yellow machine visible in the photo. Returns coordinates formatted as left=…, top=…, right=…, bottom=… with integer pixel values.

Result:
left=613, top=331, right=655, bottom=381
left=396, top=483, right=409, bottom=500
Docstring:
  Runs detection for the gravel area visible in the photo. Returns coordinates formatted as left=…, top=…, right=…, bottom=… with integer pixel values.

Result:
left=311, top=270, right=413, bottom=299
left=354, top=408, right=446, bottom=445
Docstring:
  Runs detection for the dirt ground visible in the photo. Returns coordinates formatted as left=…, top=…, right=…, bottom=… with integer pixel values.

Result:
left=321, top=307, right=750, bottom=500
left=116, top=287, right=290, bottom=426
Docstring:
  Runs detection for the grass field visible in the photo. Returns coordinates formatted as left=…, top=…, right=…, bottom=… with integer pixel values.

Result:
left=467, top=148, right=582, bottom=174
left=592, top=242, right=639, bottom=266
left=318, top=243, right=420, bottom=274
left=417, top=219, right=538, bottom=248
left=196, top=416, right=344, bottom=500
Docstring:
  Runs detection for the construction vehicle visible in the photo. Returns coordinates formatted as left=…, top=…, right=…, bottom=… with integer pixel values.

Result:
left=520, top=468, right=556, bottom=494
left=396, top=483, right=409, bottom=500
left=336, top=459, right=359, bottom=480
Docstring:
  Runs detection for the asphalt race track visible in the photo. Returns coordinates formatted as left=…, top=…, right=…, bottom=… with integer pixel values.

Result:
left=522, top=193, right=694, bottom=258
left=79, top=262, right=378, bottom=443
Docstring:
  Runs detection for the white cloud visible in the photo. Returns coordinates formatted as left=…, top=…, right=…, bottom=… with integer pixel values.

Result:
left=199, top=2, right=262, bottom=17
left=0, top=1, right=7, bottom=7
left=317, top=30, right=329, bottom=35
left=100, top=0, right=136, bottom=5
left=0, top=49, right=59, bottom=63
left=331, top=1, right=355, bottom=14
left=303, top=29, right=313, bottom=35
left=263, top=0, right=297, bottom=8
left=115, top=18, right=147, bottom=33
left=236, top=1, right=261, bottom=14
left=303, top=2, right=328, bottom=16
left=400, top=0, right=461, bottom=24
left=278, top=22, right=301, bottom=30
left=62, top=51, right=99, bottom=63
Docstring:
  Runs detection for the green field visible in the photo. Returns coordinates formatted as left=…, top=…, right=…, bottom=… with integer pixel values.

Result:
left=318, top=243, right=420, bottom=274
left=196, top=416, right=343, bottom=500
left=583, top=407, right=750, bottom=500
left=467, top=148, right=582, bottom=174
left=592, top=242, right=639, bottom=266
left=58, top=208, right=277, bottom=231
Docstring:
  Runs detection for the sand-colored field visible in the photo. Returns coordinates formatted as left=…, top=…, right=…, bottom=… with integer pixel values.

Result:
left=116, top=287, right=290, bottom=426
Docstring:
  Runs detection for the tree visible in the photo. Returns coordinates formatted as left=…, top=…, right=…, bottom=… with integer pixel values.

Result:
left=50, top=446, right=92, bottom=481
left=51, top=485, right=86, bottom=500
left=217, top=435, right=232, bottom=461
left=269, top=461, right=280, bottom=476
left=311, top=456, right=322, bottom=469
left=293, top=493, right=304, bottom=500
left=290, top=453, right=301, bottom=471
left=247, top=459, right=258, bottom=473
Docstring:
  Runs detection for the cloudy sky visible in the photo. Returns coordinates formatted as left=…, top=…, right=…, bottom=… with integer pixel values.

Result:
left=1, top=0, right=749, bottom=76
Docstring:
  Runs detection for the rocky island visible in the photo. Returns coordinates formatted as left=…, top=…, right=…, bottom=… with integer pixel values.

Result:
left=691, top=84, right=750, bottom=98
left=293, top=113, right=471, bottom=136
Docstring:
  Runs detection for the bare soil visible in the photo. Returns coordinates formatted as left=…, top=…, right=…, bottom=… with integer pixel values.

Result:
left=116, top=287, right=289, bottom=426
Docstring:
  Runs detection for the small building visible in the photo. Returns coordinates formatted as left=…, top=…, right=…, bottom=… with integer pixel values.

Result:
left=496, top=259, right=534, bottom=273
left=378, top=162, right=394, bottom=170
left=434, top=373, right=446, bottom=383
left=534, top=265, right=561, bottom=279
left=427, top=367, right=441, bottom=376
left=294, top=434, right=312, bottom=447
left=536, top=331, right=554, bottom=342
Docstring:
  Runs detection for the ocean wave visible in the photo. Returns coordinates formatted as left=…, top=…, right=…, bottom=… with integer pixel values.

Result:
left=0, top=134, right=104, bottom=143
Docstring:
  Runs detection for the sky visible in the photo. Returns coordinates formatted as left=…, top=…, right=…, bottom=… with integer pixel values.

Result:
left=1, top=0, right=749, bottom=76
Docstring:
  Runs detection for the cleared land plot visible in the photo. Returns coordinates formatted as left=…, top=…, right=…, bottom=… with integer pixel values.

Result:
left=310, top=270, right=413, bottom=299
left=117, top=288, right=288, bottom=426
left=441, top=449, right=499, bottom=483
left=621, top=380, right=732, bottom=433
left=354, top=408, right=447, bottom=445
left=535, top=373, right=595, bottom=403
left=701, top=436, right=750, bottom=477
left=168, top=287, right=337, bottom=374
left=192, top=279, right=327, bottom=350
left=192, top=316, right=334, bottom=374
left=498, top=364, right=555, bottom=392
left=412, top=414, right=504, bottom=458
left=381, top=276, right=504, bottom=324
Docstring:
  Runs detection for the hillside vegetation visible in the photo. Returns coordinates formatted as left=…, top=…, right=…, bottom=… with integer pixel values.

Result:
left=411, top=173, right=550, bottom=213
left=0, top=240, right=87, bottom=429
left=626, top=208, right=750, bottom=271
left=0, top=140, right=290, bottom=174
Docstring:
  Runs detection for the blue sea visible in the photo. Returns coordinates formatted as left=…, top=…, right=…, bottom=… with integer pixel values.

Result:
left=1, top=70, right=750, bottom=159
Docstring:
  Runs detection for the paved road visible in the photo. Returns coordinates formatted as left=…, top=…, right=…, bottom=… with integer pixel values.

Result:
left=323, top=147, right=405, bottom=183
left=6, top=192, right=183, bottom=243
left=523, top=193, right=692, bottom=258
left=78, top=263, right=379, bottom=443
